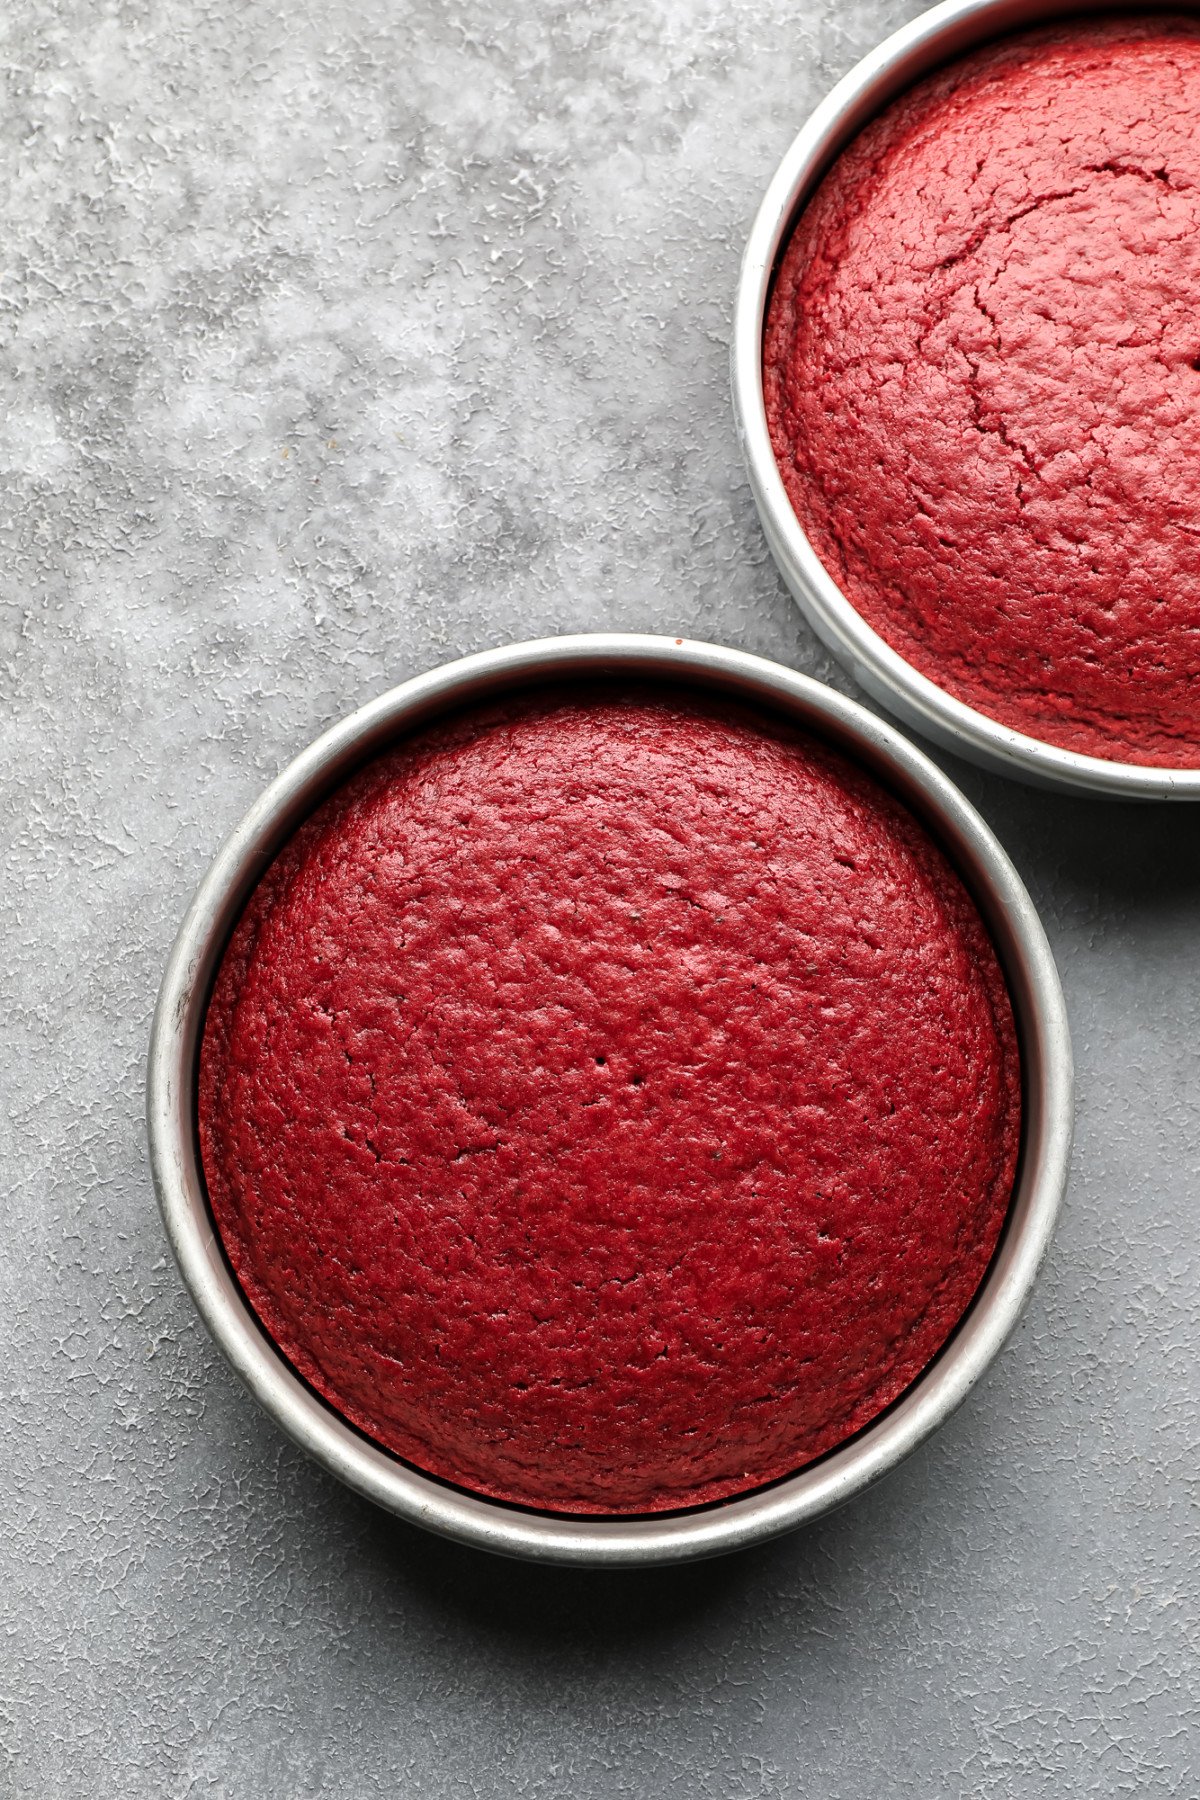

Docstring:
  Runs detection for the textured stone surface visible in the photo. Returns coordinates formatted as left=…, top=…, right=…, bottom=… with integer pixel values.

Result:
left=1, top=0, right=1197, bottom=1793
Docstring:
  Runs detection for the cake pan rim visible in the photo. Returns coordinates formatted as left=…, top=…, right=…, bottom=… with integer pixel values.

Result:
left=731, top=0, right=1200, bottom=799
left=146, top=632, right=1073, bottom=1564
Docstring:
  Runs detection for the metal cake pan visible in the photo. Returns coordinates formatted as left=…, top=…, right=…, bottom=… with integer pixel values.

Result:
left=147, top=634, right=1073, bottom=1564
left=732, top=0, right=1200, bottom=799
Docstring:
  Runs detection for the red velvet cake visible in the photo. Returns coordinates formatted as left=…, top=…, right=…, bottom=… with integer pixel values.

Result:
left=765, top=15, right=1200, bottom=767
left=199, top=690, right=1021, bottom=1514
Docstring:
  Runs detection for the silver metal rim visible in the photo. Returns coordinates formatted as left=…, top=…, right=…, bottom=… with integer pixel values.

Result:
left=147, top=634, right=1073, bottom=1564
left=732, top=0, right=1200, bottom=799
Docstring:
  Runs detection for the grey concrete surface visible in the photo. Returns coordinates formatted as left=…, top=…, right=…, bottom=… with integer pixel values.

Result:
left=2, top=0, right=1198, bottom=1793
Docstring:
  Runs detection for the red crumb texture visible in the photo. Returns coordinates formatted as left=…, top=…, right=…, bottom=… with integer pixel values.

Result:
left=199, top=690, right=1021, bottom=1514
left=764, top=16, right=1200, bottom=767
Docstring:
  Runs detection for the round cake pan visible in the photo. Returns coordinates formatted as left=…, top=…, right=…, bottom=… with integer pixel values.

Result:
left=147, top=634, right=1072, bottom=1565
left=732, top=0, right=1200, bottom=801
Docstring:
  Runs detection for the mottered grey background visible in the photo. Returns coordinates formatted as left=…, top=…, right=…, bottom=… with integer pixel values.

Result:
left=2, top=0, right=1197, bottom=1792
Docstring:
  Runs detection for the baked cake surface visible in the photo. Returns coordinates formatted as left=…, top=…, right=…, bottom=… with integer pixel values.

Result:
left=199, top=690, right=1021, bottom=1513
left=765, top=16, right=1200, bottom=767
